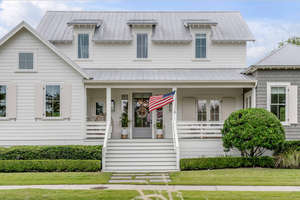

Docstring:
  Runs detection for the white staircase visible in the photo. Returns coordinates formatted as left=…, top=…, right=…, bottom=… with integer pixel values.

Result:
left=103, top=139, right=178, bottom=172
left=86, top=121, right=106, bottom=139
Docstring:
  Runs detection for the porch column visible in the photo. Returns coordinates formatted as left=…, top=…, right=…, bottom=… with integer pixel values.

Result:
left=172, top=87, right=177, bottom=122
left=106, top=87, right=111, bottom=130
left=252, top=87, right=256, bottom=108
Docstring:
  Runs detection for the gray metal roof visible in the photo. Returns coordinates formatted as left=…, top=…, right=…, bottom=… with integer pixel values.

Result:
left=245, top=44, right=300, bottom=74
left=37, top=11, right=255, bottom=43
left=84, top=68, right=254, bottom=82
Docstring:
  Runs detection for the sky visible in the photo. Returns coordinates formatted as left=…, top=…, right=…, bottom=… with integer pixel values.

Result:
left=0, top=0, right=300, bottom=65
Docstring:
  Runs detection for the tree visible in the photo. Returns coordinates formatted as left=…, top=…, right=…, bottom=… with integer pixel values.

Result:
left=222, top=108, right=285, bottom=158
left=279, top=37, right=300, bottom=48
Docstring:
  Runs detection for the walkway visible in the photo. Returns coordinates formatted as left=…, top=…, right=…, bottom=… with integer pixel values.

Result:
left=0, top=184, right=299, bottom=191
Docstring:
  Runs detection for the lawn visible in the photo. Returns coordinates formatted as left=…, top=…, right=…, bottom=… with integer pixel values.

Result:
left=0, top=172, right=111, bottom=185
left=0, top=189, right=299, bottom=200
left=170, top=168, right=300, bottom=186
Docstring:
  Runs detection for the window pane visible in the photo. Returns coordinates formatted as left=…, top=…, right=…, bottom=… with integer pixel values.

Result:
left=78, top=34, right=89, bottom=59
left=271, top=93, right=278, bottom=104
left=0, top=85, right=6, bottom=117
left=279, top=105, right=286, bottom=121
left=195, top=34, right=206, bottom=58
left=137, top=34, right=148, bottom=58
left=19, top=53, right=33, bottom=69
left=96, top=102, right=104, bottom=115
left=197, top=100, right=207, bottom=121
left=271, top=105, right=278, bottom=118
left=210, top=100, right=220, bottom=121
left=45, top=85, right=60, bottom=117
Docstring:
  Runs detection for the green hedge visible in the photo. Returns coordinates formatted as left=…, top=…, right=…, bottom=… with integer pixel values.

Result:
left=0, top=160, right=101, bottom=172
left=274, top=141, right=300, bottom=155
left=180, top=156, right=275, bottom=170
left=0, top=145, right=102, bottom=160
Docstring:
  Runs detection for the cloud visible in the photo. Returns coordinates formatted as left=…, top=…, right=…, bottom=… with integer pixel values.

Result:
left=247, top=19, right=300, bottom=65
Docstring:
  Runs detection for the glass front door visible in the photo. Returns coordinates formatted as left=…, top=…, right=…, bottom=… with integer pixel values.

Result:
left=132, top=93, right=152, bottom=138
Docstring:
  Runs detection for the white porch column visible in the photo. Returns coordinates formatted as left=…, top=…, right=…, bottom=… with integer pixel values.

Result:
left=252, top=87, right=256, bottom=108
left=172, top=87, right=177, bottom=122
left=106, top=88, right=111, bottom=137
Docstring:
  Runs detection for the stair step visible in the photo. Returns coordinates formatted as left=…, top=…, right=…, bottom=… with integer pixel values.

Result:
left=106, top=162, right=176, bottom=166
left=106, top=150, right=175, bottom=154
left=107, top=146, right=173, bottom=150
left=106, top=157, right=176, bottom=162
left=104, top=166, right=178, bottom=172
left=105, top=153, right=176, bottom=158
left=108, top=143, right=173, bottom=147
left=108, top=139, right=172, bottom=143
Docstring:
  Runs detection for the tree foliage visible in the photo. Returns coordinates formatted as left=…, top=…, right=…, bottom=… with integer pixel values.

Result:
left=279, top=37, right=300, bottom=48
left=222, top=108, right=285, bottom=158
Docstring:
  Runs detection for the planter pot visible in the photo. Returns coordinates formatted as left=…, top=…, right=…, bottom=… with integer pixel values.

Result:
left=121, top=128, right=128, bottom=139
left=156, top=129, right=164, bottom=139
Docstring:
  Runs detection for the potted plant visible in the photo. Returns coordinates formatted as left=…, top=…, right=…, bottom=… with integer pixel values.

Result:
left=156, top=121, right=164, bottom=139
left=121, top=113, right=129, bottom=139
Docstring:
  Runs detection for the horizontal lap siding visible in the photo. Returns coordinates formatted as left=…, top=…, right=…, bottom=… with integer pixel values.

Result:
left=255, top=70, right=300, bottom=140
left=0, top=29, right=85, bottom=145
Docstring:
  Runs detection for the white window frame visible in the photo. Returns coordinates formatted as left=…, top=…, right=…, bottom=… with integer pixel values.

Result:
left=75, top=31, right=93, bottom=61
left=244, top=91, right=252, bottom=108
left=192, top=31, right=210, bottom=62
left=133, top=30, right=152, bottom=61
left=267, top=82, right=290, bottom=125
left=0, top=83, right=7, bottom=119
left=197, top=98, right=222, bottom=122
left=15, top=49, right=37, bottom=73
left=44, top=82, right=62, bottom=119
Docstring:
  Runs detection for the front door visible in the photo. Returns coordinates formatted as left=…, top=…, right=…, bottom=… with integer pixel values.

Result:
left=132, top=93, right=152, bottom=138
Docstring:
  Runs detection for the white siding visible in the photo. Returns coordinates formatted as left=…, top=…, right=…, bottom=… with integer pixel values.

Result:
left=0, top=29, right=86, bottom=146
left=55, top=37, right=247, bottom=69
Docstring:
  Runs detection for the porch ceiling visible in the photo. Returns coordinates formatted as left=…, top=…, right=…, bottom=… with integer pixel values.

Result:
left=84, top=68, right=255, bottom=82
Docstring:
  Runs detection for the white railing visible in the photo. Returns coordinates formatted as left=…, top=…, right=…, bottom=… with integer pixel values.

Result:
left=172, top=119, right=180, bottom=170
left=86, top=121, right=106, bottom=139
left=101, top=120, right=112, bottom=171
left=177, top=121, right=223, bottom=139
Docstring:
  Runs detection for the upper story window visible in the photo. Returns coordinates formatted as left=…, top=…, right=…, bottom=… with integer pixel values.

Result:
left=45, top=85, right=61, bottom=118
left=195, top=33, right=206, bottom=59
left=78, top=33, right=89, bottom=59
left=136, top=33, right=148, bottom=59
left=19, top=52, right=34, bottom=70
left=270, top=87, right=286, bottom=122
left=0, top=85, right=6, bottom=118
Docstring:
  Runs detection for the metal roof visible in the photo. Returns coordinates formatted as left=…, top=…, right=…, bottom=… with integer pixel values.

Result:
left=67, top=19, right=102, bottom=27
left=37, top=11, right=255, bottom=43
left=127, top=19, right=158, bottom=26
left=245, top=44, right=300, bottom=74
left=84, top=68, right=254, bottom=82
left=183, top=19, right=218, bottom=27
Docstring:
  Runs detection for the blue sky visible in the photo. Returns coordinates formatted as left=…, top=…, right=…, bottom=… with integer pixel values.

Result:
left=0, top=0, right=299, bottom=65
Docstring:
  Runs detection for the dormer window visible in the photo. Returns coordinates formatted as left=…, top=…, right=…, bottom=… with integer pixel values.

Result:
left=137, top=33, right=148, bottom=59
left=78, top=33, right=89, bottom=59
left=195, top=33, right=206, bottom=59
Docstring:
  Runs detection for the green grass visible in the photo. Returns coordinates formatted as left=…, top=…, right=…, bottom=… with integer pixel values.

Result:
left=170, top=168, right=300, bottom=186
left=0, top=172, right=111, bottom=185
left=0, top=190, right=299, bottom=200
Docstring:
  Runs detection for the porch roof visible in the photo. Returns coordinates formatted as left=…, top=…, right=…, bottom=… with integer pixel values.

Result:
left=84, top=68, right=255, bottom=82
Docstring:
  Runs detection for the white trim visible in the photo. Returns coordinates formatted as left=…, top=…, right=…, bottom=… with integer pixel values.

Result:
left=193, top=30, right=210, bottom=60
left=0, top=21, right=90, bottom=79
left=15, top=49, right=38, bottom=73
left=244, top=90, right=252, bottom=108
left=267, top=82, right=290, bottom=125
left=74, top=30, right=93, bottom=61
left=133, top=29, right=152, bottom=61
left=43, top=82, right=63, bottom=120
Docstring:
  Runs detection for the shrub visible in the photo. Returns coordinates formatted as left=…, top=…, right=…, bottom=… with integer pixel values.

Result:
left=0, top=160, right=101, bottom=172
left=180, top=156, right=275, bottom=170
left=0, top=145, right=102, bottom=160
left=222, top=108, right=285, bottom=158
left=274, top=140, right=300, bottom=155
left=275, top=150, right=300, bottom=168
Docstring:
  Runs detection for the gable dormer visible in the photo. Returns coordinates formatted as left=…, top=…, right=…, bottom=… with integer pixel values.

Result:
left=67, top=19, right=102, bottom=60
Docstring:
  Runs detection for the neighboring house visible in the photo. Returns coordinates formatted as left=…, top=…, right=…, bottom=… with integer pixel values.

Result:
left=1, top=11, right=295, bottom=172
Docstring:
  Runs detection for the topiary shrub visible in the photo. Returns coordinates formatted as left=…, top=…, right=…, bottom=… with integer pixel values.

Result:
left=222, top=108, right=285, bottom=158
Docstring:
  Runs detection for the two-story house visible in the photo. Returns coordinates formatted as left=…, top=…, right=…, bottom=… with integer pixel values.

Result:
left=0, top=11, right=298, bottom=172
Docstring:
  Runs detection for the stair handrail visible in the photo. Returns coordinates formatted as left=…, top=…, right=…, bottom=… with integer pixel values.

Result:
left=102, top=119, right=111, bottom=171
left=172, top=118, right=180, bottom=170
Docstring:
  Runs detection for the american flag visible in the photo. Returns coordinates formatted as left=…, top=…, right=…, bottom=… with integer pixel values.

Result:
left=149, top=91, right=175, bottom=112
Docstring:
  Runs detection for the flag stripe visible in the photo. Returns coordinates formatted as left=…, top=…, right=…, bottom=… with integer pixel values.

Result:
left=149, top=91, right=175, bottom=112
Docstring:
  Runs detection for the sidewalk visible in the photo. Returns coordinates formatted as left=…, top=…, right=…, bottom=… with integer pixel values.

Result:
left=0, top=184, right=299, bottom=191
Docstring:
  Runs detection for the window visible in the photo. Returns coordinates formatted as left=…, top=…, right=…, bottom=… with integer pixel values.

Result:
left=96, top=102, right=104, bottom=115
left=136, top=33, right=148, bottom=58
left=210, top=100, right=220, bottom=121
left=195, top=33, right=206, bottom=59
left=19, top=52, right=34, bottom=70
left=270, top=87, right=286, bottom=122
left=78, top=34, right=89, bottom=59
left=45, top=85, right=60, bottom=117
left=197, top=100, right=207, bottom=121
left=0, top=85, right=6, bottom=118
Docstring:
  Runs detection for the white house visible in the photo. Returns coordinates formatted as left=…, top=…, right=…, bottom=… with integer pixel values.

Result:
left=0, top=11, right=298, bottom=172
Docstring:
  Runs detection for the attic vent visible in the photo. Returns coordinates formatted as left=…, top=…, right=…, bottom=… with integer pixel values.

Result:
left=67, top=19, right=102, bottom=28
left=183, top=19, right=217, bottom=28
left=127, top=19, right=158, bottom=27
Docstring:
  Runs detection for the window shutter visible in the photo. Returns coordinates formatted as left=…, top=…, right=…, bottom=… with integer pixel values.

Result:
left=61, top=83, right=72, bottom=119
left=6, top=83, right=17, bottom=119
left=288, top=85, right=298, bottom=124
left=35, top=82, right=44, bottom=119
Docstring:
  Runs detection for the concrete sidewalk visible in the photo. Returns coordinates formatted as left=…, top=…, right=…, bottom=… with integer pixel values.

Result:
left=0, top=184, right=299, bottom=191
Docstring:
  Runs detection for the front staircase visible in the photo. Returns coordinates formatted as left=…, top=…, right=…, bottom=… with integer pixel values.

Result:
left=102, top=139, right=178, bottom=172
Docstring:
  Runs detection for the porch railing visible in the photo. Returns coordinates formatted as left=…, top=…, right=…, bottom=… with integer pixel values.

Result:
left=172, top=119, right=180, bottom=170
left=101, top=120, right=112, bottom=171
left=177, top=121, right=224, bottom=139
